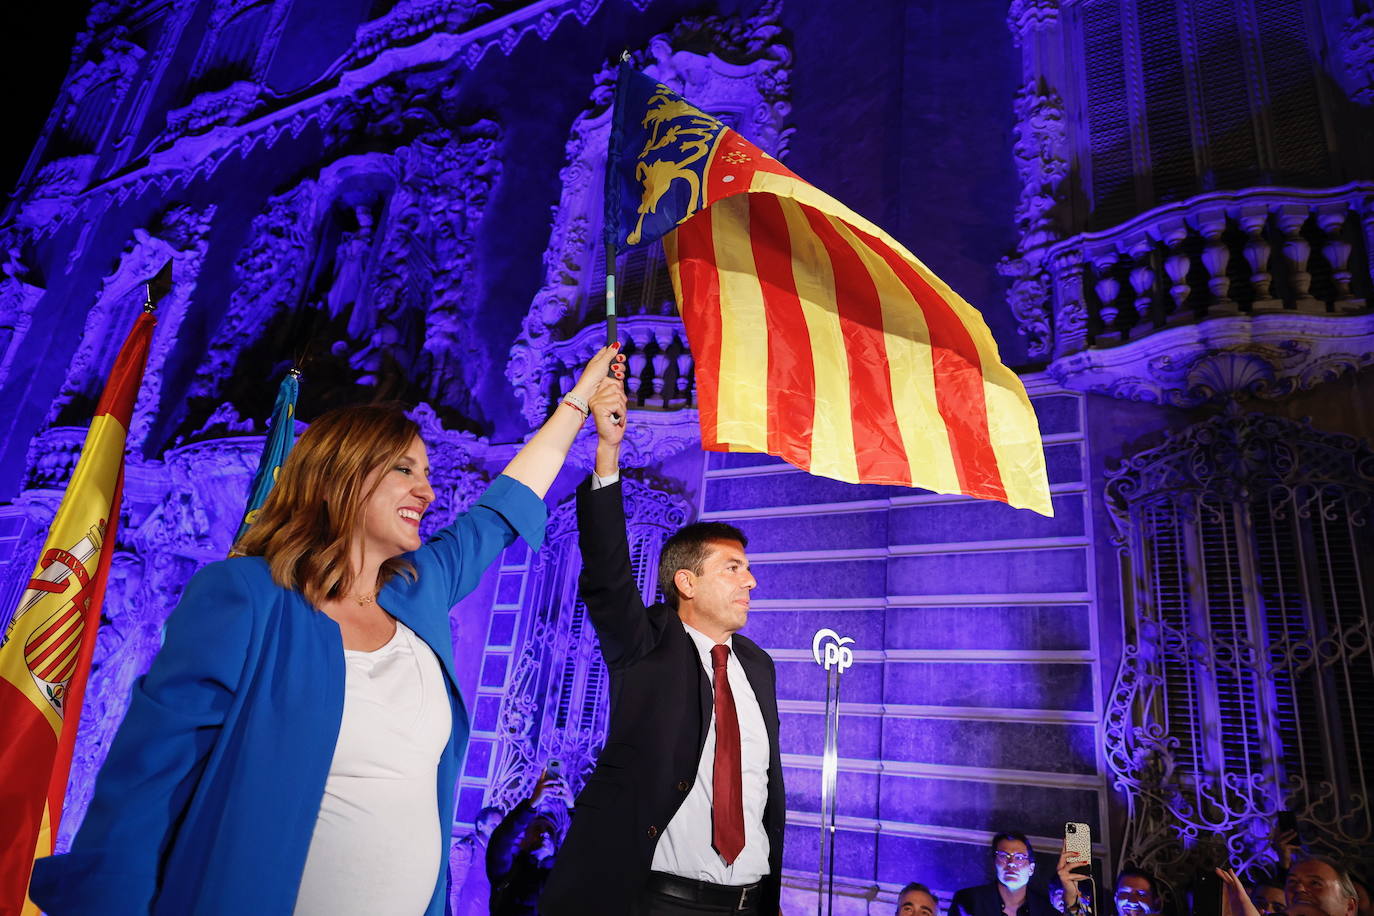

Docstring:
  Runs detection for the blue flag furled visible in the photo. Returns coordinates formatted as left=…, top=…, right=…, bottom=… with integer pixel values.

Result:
left=233, top=370, right=300, bottom=546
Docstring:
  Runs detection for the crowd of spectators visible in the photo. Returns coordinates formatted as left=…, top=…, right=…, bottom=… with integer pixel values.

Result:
left=900, top=820, right=1371, bottom=916
left=448, top=793, right=1371, bottom=916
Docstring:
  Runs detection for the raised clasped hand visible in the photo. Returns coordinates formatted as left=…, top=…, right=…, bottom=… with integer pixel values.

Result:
left=589, top=368, right=629, bottom=445
left=571, top=344, right=626, bottom=402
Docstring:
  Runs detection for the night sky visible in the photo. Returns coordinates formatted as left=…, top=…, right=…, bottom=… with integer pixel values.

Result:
left=6, top=6, right=89, bottom=195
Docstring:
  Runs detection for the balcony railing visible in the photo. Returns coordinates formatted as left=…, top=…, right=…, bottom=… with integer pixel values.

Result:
left=545, top=315, right=695, bottom=412
left=1041, top=184, right=1374, bottom=405
left=1046, top=183, right=1372, bottom=356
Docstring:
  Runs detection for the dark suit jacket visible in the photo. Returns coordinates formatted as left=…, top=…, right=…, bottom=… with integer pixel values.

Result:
left=949, top=883, right=1058, bottom=916
left=540, top=479, right=786, bottom=915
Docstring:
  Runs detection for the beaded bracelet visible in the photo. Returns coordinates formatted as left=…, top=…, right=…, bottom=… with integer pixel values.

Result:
left=561, top=392, right=590, bottom=418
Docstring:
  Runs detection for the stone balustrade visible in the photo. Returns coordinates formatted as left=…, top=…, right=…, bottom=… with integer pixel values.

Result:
left=1042, top=183, right=1374, bottom=406
left=547, top=315, right=694, bottom=411
left=1045, top=183, right=1373, bottom=357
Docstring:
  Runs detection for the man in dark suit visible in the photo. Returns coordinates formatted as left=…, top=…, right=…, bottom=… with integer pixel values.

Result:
left=541, top=379, right=785, bottom=916
left=949, top=831, right=1059, bottom=916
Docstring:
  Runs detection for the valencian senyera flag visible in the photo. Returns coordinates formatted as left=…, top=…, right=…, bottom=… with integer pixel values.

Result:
left=0, top=310, right=155, bottom=914
left=605, top=64, right=1052, bottom=516
left=232, top=368, right=301, bottom=548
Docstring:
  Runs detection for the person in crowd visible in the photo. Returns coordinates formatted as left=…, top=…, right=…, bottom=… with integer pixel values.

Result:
left=1250, top=880, right=1287, bottom=914
left=451, top=806, right=503, bottom=916
left=1349, top=870, right=1372, bottom=916
left=540, top=377, right=786, bottom=915
left=28, top=346, right=625, bottom=915
left=1285, top=857, right=1359, bottom=916
left=897, top=882, right=940, bottom=916
left=949, top=831, right=1058, bottom=916
left=1110, top=868, right=1164, bottom=915
left=1220, top=856, right=1358, bottom=916
left=487, top=771, right=574, bottom=916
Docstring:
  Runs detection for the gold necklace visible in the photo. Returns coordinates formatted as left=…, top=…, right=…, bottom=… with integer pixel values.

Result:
left=353, top=592, right=376, bottom=607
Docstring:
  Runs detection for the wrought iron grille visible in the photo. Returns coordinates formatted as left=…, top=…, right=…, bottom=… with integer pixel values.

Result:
left=485, top=480, right=689, bottom=810
left=1104, top=411, right=1374, bottom=885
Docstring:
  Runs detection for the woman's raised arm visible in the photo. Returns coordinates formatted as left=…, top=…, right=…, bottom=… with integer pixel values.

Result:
left=500, top=344, right=624, bottom=497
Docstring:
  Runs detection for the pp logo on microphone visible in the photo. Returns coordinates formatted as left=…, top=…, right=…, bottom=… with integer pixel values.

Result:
left=811, top=628, right=855, bottom=673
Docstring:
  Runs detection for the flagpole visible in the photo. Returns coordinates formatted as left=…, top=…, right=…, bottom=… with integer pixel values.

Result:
left=603, top=53, right=631, bottom=349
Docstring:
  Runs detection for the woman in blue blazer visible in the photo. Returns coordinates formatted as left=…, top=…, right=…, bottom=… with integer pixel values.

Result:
left=29, top=346, right=625, bottom=915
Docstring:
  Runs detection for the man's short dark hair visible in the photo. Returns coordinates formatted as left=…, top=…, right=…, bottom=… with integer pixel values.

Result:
left=898, top=882, right=939, bottom=907
left=991, top=830, right=1034, bottom=857
left=657, top=522, right=748, bottom=607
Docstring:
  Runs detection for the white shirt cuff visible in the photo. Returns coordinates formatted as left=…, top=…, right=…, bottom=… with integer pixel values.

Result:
left=590, top=470, right=620, bottom=489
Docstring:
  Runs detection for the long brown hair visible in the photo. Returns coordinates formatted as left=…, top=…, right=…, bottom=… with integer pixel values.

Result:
left=234, top=403, right=421, bottom=607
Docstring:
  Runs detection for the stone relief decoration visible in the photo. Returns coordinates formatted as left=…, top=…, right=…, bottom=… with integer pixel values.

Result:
left=999, top=79, right=1069, bottom=359
left=1042, top=182, right=1374, bottom=400
left=14, top=34, right=147, bottom=227
left=1341, top=12, right=1374, bottom=105
left=349, top=0, right=655, bottom=68
left=156, top=0, right=291, bottom=145
left=27, top=204, right=215, bottom=492
left=38, top=204, right=213, bottom=442
left=484, top=479, right=689, bottom=812
left=0, top=234, right=47, bottom=391
left=505, top=0, right=792, bottom=428
left=178, top=116, right=501, bottom=441
left=1104, top=412, right=1374, bottom=890
left=1007, top=0, right=1060, bottom=40
left=1047, top=310, right=1374, bottom=408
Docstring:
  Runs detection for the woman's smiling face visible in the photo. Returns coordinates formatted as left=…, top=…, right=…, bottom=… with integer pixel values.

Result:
left=356, top=436, right=434, bottom=563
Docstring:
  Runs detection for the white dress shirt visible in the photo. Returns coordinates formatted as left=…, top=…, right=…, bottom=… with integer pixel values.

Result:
left=651, top=624, right=771, bottom=885
left=293, top=621, right=451, bottom=915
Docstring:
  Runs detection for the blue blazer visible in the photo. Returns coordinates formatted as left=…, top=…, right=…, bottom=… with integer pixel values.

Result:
left=30, top=475, right=547, bottom=915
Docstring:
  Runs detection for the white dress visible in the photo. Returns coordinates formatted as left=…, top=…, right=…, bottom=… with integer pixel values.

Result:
left=293, top=620, right=452, bottom=915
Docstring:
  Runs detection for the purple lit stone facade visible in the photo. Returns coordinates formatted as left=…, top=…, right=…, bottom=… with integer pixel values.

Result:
left=2, top=1, right=1373, bottom=912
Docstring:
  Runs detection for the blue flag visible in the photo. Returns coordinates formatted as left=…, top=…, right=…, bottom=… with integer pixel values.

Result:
left=233, top=370, right=300, bottom=546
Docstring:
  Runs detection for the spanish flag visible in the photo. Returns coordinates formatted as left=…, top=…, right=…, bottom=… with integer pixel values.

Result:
left=606, top=66, right=1051, bottom=515
left=0, top=310, right=155, bottom=914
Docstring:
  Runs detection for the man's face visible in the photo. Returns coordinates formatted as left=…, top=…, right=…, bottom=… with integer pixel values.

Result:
left=1252, top=885, right=1287, bottom=915
left=897, top=889, right=937, bottom=916
left=676, top=539, right=755, bottom=640
left=475, top=810, right=501, bottom=841
left=995, top=838, right=1034, bottom=891
left=1114, top=875, right=1160, bottom=914
left=1286, top=861, right=1356, bottom=916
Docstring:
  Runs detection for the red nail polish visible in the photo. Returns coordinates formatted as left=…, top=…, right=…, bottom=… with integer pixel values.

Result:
left=612, top=341, right=620, bottom=349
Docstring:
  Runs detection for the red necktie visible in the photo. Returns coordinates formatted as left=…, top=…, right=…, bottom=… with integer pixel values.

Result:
left=710, top=643, right=745, bottom=865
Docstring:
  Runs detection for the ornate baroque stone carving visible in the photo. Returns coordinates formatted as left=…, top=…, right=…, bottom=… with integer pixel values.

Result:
left=183, top=118, right=501, bottom=433
left=1341, top=12, right=1374, bottom=105
left=1048, top=311, right=1374, bottom=407
left=1006, top=0, right=1061, bottom=46
left=506, top=2, right=792, bottom=425
left=39, top=204, right=216, bottom=457
left=161, top=81, right=266, bottom=142
left=998, top=79, right=1069, bottom=360
left=184, top=182, right=319, bottom=411
left=1103, top=413, right=1374, bottom=886
left=485, top=479, right=690, bottom=811
left=0, top=236, right=47, bottom=390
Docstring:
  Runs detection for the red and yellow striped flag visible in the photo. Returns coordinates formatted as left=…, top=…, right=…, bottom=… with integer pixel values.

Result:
left=608, top=67, right=1051, bottom=515
left=0, top=311, right=155, bottom=914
